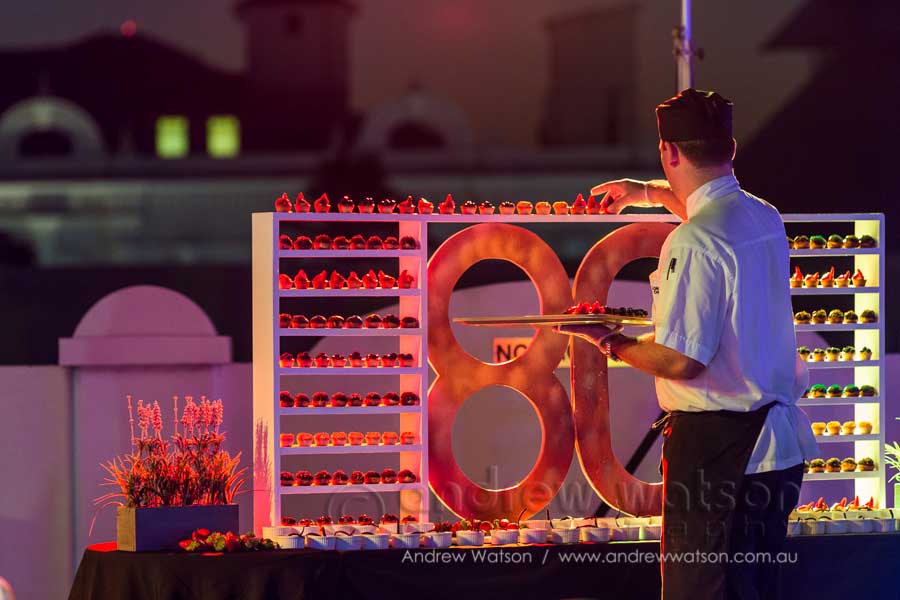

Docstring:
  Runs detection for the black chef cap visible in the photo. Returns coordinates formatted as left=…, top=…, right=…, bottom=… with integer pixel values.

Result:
left=656, top=88, right=733, bottom=142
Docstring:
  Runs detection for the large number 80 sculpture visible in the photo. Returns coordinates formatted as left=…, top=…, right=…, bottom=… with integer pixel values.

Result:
left=427, top=222, right=675, bottom=519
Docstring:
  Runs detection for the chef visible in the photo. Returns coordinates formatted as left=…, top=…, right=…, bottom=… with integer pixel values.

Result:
left=561, top=89, right=818, bottom=600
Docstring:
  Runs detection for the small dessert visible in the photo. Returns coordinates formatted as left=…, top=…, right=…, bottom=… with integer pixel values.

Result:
left=365, top=432, right=382, bottom=445
left=348, top=352, right=363, bottom=368
left=279, top=352, right=295, bottom=368
left=275, top=193, right=293, bottom=212
left=586, top=194, right=603, bottom=215
left=824, top=458, right=841, bottom=473
left=792, top=235, right=810, bottom=249
left=418, top=197, right=434, bottom=214
left=789, top=266, right=803, bottom=288
left=819, top=267, right=835, bottom=287
left=859, top=384, right=876, bottom=397
left=535, top=201, right=552, bottom=215
left=852, top=269, right=867, bottom=287
left=296, top=352, right=312, bottom=368
left=811, top=309, right=827, bottom=324
left=347, top=393, right=363, bottom=407
left=859, top=234, right=877, bottom=248
left=826, top=420, right=841, bottom=434
left=798, top=346, right=812, bottom=360
left=382, top=314, right=400, bottom=328
left=400, top=236, right=420, bottom=249
left=296, top=470, right=314, bottom=486
left=364, top=470, right=381, bottom=484
left=349, top=235, right=366, bottom=250
left=400, top=431, right=417, bottom=444
left=294, top=236, right=314, bottom=251
left=327, top=315, right=345, bottom=329
left=498, top=201, right=516, bottom=215
left=383, top=236, right=399, bottom=250
left=381, top=514, right=399, bottom=526
left=364, top=392, right=381, bottom=406
left=842, top=235, right=859, bottom=248
left=809, top=235, right=826, bottom=249
left=313, top=470, right=331, bottom=485
left=380, top=352, right=398, bottom=367
left=345, top=315, right=363, bottom=329
left=292, top=315, right=309, bottom=329
left=278, top=274, right=293, bottom=290
left=808, top=458, right=826, bottom=473
left=843, top=310, right=858, bottom=324
left=378, top=271, right=397, bottom=288
left=840, top=346, right=855, bottom=361
left=365, top=354, right=380, bottom=368
left=835, top=270, right=851, bottom=287
left=331, top=392, right=348, bottom=407
left=346, top=271, right=362, bottom=289
left=280, top=433, right=294, bottom=447
left=312, top=391, right=330, bottom=407
left=338, top=515, right=355, bottom=525
left=516, top=201, right=533, bottom=215
left=338, top=196, right=355, bottom=213
left=826, top=234, right=843, bottom=249
left=316, top=516, right=333, bottom=526
left=382, top=392, right=400, bottom=406
left=358, top=197, right=375, bottom=214
left=841, top=421, right=856, bottom=435
left=400, top=392, right=420, bottom=406
left=311, top=270, right=328, bottom=289
left=860, top=309, right=877, bottom=323
left=858, top=457, right=876, bottom=471
left=362, top=270, right=379, bottom=289
left=825, top=347, right=840, bottom=362
left=314, top=432, right=331, bottom=446
left=461, top=201, right=478, bottom=215
left=378, top=198, right=397, bottom=214
left=793, top=311, right=811, bottom=324
left=381, top=468, right=398, bottom=484
left=366, top=236, right=383, bottom=250
left=295, top=193, right=311, bottom=212
left=331, top=353, right=346, bottom=368
left=331, top=432, right=348, bottom=446
left=809, top=384, right=826, bottom=397
left=398, top=270, right=416, bottom=289
left=279, top=234, right=294, bottom=250
left=398, top=469, right=417, bottom=483
left=840, top=458, right=857, bottom=472
left=279, top=391, right=294, bottom=407
left=313, top=234, right=332, bottom=250
left=398, top=353, right=415, bottom=367
left=357, top=514, right=375, bottom=525
left=364, top=314, right=382, bottom=328
left=279, top=313, right=292, bottom=328
left=294, top=393, right=310, bottom=407
left=332, top=236, right=350, bottom=250
left=571, top=194, right=587, bottom=215
left=332, top=470, right=349, bottom=485
left=400, top=316, right=420, bottom=328
left=382, top=432, right=399, bottom=445
left=826, top=386, right=842, bottom=399
left=438, top=195, right=456, bottom=215
left=803, top=272, right=819, bottom=288
left=280, top=471, right=295, bottom=486
left=310, top=315, right=327, bottom=329
left=859, top=347, right=872, bottom=360
left=552, top=201, right=569, bottom=215
left=842, top=384, right=860, bottom=397
left=348, top=432, right=364, bottom=446
left=827, top=309, right=843, bottom=324
left=294, top=269, right=310, bottom=289
left=811, top=422, right=826, bottom=436
left=397, top=196, right=415, bottom=214
left=479, top=201, right=495, bottom=214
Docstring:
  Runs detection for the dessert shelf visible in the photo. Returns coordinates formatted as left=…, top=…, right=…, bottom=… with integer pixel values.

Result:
left=278, top=367, right=425, bottom=376
left=787, top=213, right=885, bottom=507
left=279, top=250, right=420, bottom=258
left=279, top=483, right=427, bottom=495
left=279, top=328, right=422, bottom=337
left=280, top=444, right=422, bottom=455
left=281, top=406, right=422, bottom=415
left=279, top=289, right=421, bottom=297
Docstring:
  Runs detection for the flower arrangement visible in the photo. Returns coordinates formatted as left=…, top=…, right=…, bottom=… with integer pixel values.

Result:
left=97, top=395, right=246, bottom=510
left=178, top=529, right=278, bottom=553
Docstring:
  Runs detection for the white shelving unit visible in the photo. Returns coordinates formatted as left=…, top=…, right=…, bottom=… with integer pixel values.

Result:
left=252, top=212, right=429, bottom=531
left=785, top=214, right=885, bottom=505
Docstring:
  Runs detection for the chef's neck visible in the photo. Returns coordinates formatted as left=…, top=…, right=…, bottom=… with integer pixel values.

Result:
left=669, top=163, right=735, bottom=214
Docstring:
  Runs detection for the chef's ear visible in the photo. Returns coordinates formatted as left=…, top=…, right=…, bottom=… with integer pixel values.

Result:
left=662, top=141, right=681, bottom=168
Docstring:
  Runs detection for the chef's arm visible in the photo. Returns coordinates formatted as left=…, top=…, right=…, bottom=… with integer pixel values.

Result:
left=591, top=179, right=686, bottom=221
left=606, top=332, right=705, bottom=380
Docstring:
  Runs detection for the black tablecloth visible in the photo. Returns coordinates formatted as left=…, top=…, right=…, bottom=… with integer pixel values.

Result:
left=69, top=534, right=900, bottom=600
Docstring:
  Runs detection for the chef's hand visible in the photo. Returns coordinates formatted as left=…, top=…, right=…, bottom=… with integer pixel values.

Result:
left=591, top=179, right=649, bottom=214
left=554, top=324, right=623, bottom=347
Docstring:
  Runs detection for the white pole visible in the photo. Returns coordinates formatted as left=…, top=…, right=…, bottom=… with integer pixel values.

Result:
left=676, top=0, right=693, bottom=91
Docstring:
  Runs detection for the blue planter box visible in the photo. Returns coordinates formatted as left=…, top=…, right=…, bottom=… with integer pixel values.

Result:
left=116, top=504, right=240, bottom=552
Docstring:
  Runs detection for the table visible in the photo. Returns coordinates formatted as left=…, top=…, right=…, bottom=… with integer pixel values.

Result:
left=69, top=535, right=900, bottom=600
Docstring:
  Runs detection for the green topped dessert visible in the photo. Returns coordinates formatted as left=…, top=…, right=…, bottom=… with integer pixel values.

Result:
left=811, top=309, right=828, bottom=324
left=859, top=384, right=877, bottom=397
left=842, top=384, right=860, bottom=397
left=809, top=235, right=827, bottom=249
left=859, top=234, right=877, bottom=248
left=793, top=235, right=810, bottom=249
left=826, top=234, right=843, bottom=248
left=858, top=457, right=876, bottom=471
left=825, top=458, right=841, bottom=472
left=842, top=234, right=859, bottom=248
left=809, top=384, right=827, bottom=398
left=843, top=310, right=858, bottom=323
left=826, top=384, right=843, bottom=397
left=859, top=347, right=872, bottom=360
left=809, top=458, right=826, bottom=473
left=797, top=346, right=811, bottom=359
left=860, top=309, right=877, bottom=323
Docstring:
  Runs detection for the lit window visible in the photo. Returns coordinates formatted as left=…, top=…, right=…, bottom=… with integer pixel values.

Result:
left=156, top=116, right=188, bottom=158
left=206, top=115, right=240, bottom=158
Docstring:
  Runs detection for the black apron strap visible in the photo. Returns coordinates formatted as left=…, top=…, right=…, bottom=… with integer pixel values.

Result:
left=660, top=402, right=774, bottom=600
